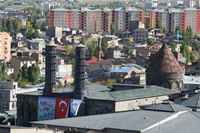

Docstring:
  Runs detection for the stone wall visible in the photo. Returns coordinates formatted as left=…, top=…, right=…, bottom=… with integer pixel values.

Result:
left=86, top=99, right=115, bottom=115
left=146, top=72, right=184, bottom=91
left=17, top=95, right=39, bottom=126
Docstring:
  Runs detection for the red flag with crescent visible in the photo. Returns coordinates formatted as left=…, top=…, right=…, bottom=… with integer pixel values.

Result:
left=56, top=98, right=70, bottom=119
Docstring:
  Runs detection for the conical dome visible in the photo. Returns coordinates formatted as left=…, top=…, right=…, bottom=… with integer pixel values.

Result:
left=146, top=43, right=184, bottom=73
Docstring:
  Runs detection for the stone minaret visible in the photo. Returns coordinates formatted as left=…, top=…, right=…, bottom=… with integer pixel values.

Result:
left=43, top=41, right=58, bottom=96
left=97, top=37, right=101, bottom=61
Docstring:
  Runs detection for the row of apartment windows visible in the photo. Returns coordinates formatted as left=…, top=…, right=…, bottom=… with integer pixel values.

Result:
left=0, top=102, right=9, bottom=110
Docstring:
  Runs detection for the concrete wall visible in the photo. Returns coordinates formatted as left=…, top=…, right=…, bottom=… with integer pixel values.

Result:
left=0, top=126, right=64, bottom=133
left=58, top=64, right=73, bottom=75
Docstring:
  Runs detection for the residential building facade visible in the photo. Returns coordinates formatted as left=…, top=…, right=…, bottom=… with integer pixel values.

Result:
left=0, top=82, right=37, bottom=112
left=0, top=32, right=11, bottom=62
left=50, top=7, right=145, bottom=33
left=150, top=8, right=200, bottom=32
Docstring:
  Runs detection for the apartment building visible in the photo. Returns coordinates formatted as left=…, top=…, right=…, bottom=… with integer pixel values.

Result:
left=0, top=32, right=11, bottom=62
left=0, top=82, right=37, bottom=112
left=50, top=7, right=145, bottom=33
left=182, top=8, right=200, bottom=32
left=150, top=8, right=200, bottom=32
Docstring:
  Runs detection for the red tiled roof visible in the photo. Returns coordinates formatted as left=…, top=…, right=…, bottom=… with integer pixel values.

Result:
left=86, top=58, right=103, bottom=66
left=146, top=43, right=185, bottom=73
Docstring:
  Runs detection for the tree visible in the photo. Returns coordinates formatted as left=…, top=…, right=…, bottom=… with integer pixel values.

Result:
left=171, top=42, right=177, bottom=52
left=1, top=61, right=7, bottom=81
left=147, top=38, right=154, bottom=44
left=80, top=36, right=86, bottom=45
left=175, top=26, right=182, bottom=35
left=46, top=19, right=50, bottom=27
left=27, top=64, right=40, bottom=84
left=27, top=21, right=33, bottom=29
left=145, top=17, right=150, bottom=28
left=33, top=30, right=39, bottom=39
left=21, top=64, right=28, bottom=79
left=156, top=20, right=162, bottom=29
left=34, top=23, right=40, bottom=30
left=68, top=49, right=75, bottom=63
left=11, top=72, right=18, bottom=81
left=40, top=23, right=47, bottom=31
left=2, top=18, right=7, bottom=31
left=6, top=17, right=13, bottom=32
left=110, top=23, right=115, bottom=35
left=27, top=28, right=34, bottom=39
left=101, top=37, right=108, bottom=53
left=128, top=37, right=133, bottom=46
left=13, top=19, right=20, bottom=31
left=16, top=72, right=22, bottom=82
left=65, top=45, right=71, bottom=55
left=88, top=40, right=98, bottom=58
left=0, top=26, right=3, bottom=32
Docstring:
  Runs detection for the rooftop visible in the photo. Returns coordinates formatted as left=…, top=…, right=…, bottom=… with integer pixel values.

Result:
left=31, top=110, right=175, bottom=132
left=12, top=56, right=36, bottom=62
left=146, top=43, right=185, bottom=73
left=179, top=93, right=200, bottom=108
left=90, top=58, right=136, bottom=65
left=144, top=102, right=191, bottom=112
left=88, top=86, right=180, bottom=101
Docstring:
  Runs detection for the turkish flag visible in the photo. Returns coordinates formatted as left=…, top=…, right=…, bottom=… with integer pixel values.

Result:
left=56, top=98, right=70, bottom=119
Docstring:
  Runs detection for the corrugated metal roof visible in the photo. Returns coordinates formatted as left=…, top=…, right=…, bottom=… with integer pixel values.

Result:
left=179, top=93, right=200, bottom=108
left=144, top=103, right=191, bottom=112
left=88, top=86, right=180, bottom=101
left=31, top=110, right=175, bottom=132
left=145, top=111, right=200, bottom=133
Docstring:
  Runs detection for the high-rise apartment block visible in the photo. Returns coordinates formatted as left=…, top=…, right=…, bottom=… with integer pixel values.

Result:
left=150, top=8, right=200, bottom=32
left=0, top=32, right=11, bottom=62
left=50, top=8, right=145, bottom=33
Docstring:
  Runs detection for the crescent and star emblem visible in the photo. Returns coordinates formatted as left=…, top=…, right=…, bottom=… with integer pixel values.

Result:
left=59, top=100, right=67, bottom=112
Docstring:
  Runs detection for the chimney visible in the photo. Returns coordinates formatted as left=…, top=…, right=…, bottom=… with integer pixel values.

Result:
left=97, top=37, right=101, bottom=61
left=43, top=41, right=58, bottom=96
left=74, top=44, right=86, bottom=99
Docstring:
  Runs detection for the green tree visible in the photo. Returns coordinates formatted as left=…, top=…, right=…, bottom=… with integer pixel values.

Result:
left=69, top=49, right=75, bottom=63
left=110, top=23, right=116, bottom=35
left=40, top=23, right=47, bottom=31
left=80, top=36, right=86, bottom=45
left=27, top=28, right=34, bottom=39
left=33, top=30, right=39, bottom=39
left=156, top=20, right=162, bottom=29
left=101, top=37, right=108, bottom=53
left=13, top=19, right=20, bottom=31
left=145, top=17, right=150, bottom=28
left=34, top=23, right=40, bottom=30
left=2, top=18, right=6, bottom=31
left=46, top=19, right=50, bottom=27
left=16, top=72, right=22, bottom=82
left=88, top=40, right=98, bottom=58
left=1, top=61, right=7, bottom=81
left=171, top=42, right=177, bottom=52
left=11, top=72, right=18, bottom=81
left=27, top=64, right=40, bottom=84
left=175, top=26, right=182, bottom=34
left=147, top=38, right=154, bottom=44
left=6, top=17, right=13, bottom=32
left=0, top=26, right=3, bottom=32
left=21, top=64, right=28, bottom=79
